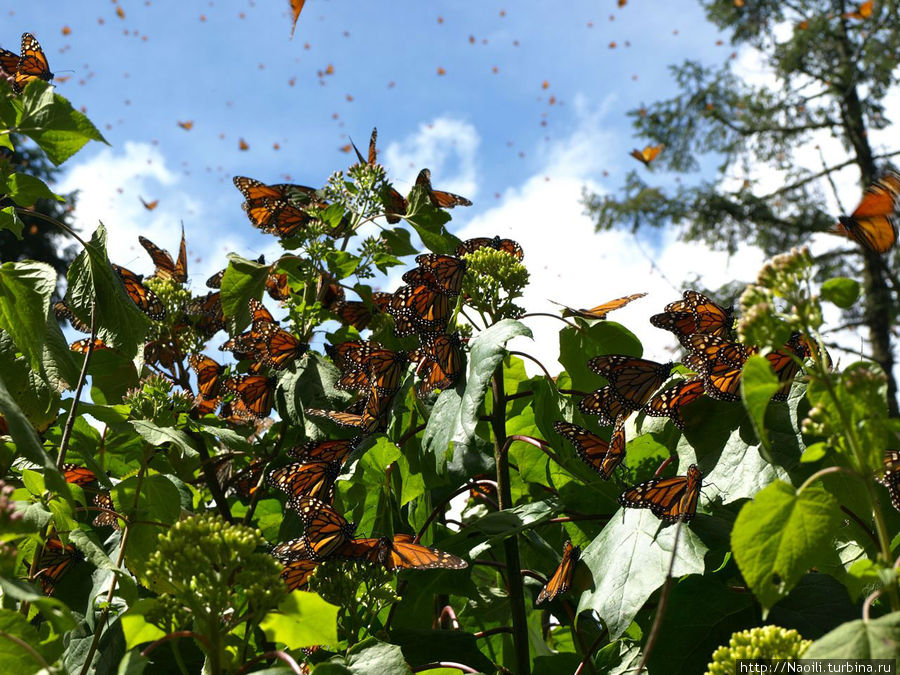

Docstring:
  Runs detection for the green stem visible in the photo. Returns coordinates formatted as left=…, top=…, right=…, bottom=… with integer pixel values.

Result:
left=490, top=364, right=530, bottom=675
left=57, top=303, right=96, bottom=469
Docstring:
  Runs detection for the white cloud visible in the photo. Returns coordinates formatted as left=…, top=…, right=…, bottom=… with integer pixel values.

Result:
left=382, top=117, right=480, bottom=200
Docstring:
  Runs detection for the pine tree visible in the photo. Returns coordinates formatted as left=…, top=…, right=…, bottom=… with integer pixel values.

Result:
left=584, top=0, right=900, bottom=415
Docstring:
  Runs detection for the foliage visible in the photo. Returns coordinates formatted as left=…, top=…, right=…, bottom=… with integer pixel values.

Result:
left=0, top=57, right=898, bottom=675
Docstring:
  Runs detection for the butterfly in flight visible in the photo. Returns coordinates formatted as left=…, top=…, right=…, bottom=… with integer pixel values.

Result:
left=536, top=540, right=581, bottom=604
left=554, top=419, right=626, bottom=479
left=550, top=292, right=646, bottom=320
left=139, top=230, right=188, bottom=283
left=630, top=144, right=663, bottom=167
left=834, top=171, right=900, bottom=253
left=619, top=463, right=702, bottom=523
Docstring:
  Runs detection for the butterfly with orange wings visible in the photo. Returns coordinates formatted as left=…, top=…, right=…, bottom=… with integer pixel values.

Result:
left=0, top=33, right=53, bottom=93
left=33, top=536, right=80, bottom=595
left=630, top=144, right=663, bottom=167
left=686, top=335, right=755, bottom=401
left=456, top=236, right=524, bottom=261
left=402, top=254, right=467, bottom=297
left=62, top=463, right=97, bottom=487
left=326, top=341, right=408, bottom=394
left=92, top=493, right=121, bottom=530
left=292, top=497, right=357, bottom=559
left=222, top=375, right=276, bottom=419
left=221, top=299, right=307, bottom=371
left=551, top=292, right=646, bottom=320
left=644, top=378, right=706, bottom=429
left=139, top=231, right=188, bottom=284
left=228, top=459, right=266, bottom=499
left=307, top=388, right=394, bottom=434
left=413, top=332, right=464, bottom=398
left=189, top=353, right=224, bottom=413
left=187, top=291, right=226, bottom=337
left=328, top=292, right=392, bottom=330
left=350, top=127, right=378, bottom=167
left=834, top=171, right=900, bottom=253
left=54, top=301, right=90, bottom=333
left=879, top=450, right=900, bottom=511
left=332, top=533, right=468, bottom=571
left=271, top=538, right=319, bottom=590
left=387, top=282, right=451, bottom=337
left=288, top=437, right=361, bottom=463
left=112, top=265, right=167, bottom=320
left=554, top=419, right=626, bottom=479
left=233, top=176, right=320, bottom=238
left=267, top=460, right=342, bottom=502
left=587, top=355, right=673, bottom=405
left=415, top=168, right=473, bottom=209
left=650, top=290, right=734, bottom=347
left=619, top=464, right=702, bottom=523
left=69, top=338, right=110, bottom=353
left=536, top=540, right=581, bottom=604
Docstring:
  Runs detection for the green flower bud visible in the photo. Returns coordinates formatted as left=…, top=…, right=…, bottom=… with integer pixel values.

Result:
left=461, top=247, right=529, bottom=320
left=706, top=626, right=811, bottom=675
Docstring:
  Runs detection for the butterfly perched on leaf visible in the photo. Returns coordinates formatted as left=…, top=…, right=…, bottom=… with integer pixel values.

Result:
left=403, top=254, right=467, bottom=297
left=551, top=292, right=646, bottom=320
left=619, top=463, right=702, bottom=523
left=456, top=236, right=524, bottom=261
left=112, top=264, right=167, bottom=320
left=267, top=460, right=342, bottom=502
left=630, top=144, right=663, bottom=167
left=62, top=463, right=97, bottom=487
left=879, top=450, right=900, bottom=511
left=0, top=33, right=53, bottom=94
left=413, top=332, right=464, bottom=398
left=292, top=497, right=357, bottom=559
left=69, top=338, right=110, bottom=353
left=686, top=335, right=757, bottom=401
left=415, top=168, right=473, bottom=209
left=644, top=378, right=705, bottom=429
left=228, top=459, right=266, bottom=499
left=222, top=375, right=276, bottom=419
left=271, top=538, right=319, bottom=590
left=92, top=493, right=121, bottom=530
left=54, top=301, right=90, bottom=333
left=834, top=171, right=900, bottom=254
left=189, top=353, right=225, bottom=413
left=307, top=388, right=394, bottom=434
left=332, top=534, right=468, bottom=571
left=536, top=540, right=580, bottom=604
left=387, top=283, right=451, bottom=337
left=586, top=355, right=673, bottom=416
left=288, top=437, right=361, bottom=463
left=33, top=536, right=81, bottom=595
left=233, top=176, right=320, bottom=238
left=139, top=231, right=188, bottom=283
left=651, top=290, right=734, bottom=346
left=554, top=419, right=625, bottom=479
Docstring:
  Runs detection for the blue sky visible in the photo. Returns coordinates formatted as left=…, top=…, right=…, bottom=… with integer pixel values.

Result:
left=11, top=1, right=775, bottom=366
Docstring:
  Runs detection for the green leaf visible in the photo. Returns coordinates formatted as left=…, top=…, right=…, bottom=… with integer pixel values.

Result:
left=464, top=500, right=557, bottom=557
left=741, top=354, right=780, bottom=453
left=65, top=223, right=149, bottom=358
left=0, top=578, right=77, bottom=633
left=821, top=277, right=860, bottom=308
left=382, top=227, right=418, bottom=257
left=578, top=510, right=707, bottom=639
left=114, top=474, right=182, bottom=580
left=130, top=420, right=197, bottom=459
left=559, top=321, right=642, bottom=393
left=0, top=607, right=59, bottom=671
left=422, top=319, right=532, bottom=474
left=260, top=591, right=339, bottom=649
left=0, top=172, right=62, bottom=207
left=731, top=481, right=843, bottom=610
left=221, top=254, right=269, bottom=333
left=403, top=186, right=462, bottom=254
left=0, top=261, right=56, bottom=372
left=325, top=250, right=361, bottom=279
left=42, top=309, right=80, bottom=391
left=120, top=599, right=167, bottom=649
left=0, top=206, right=24, bottom=238
left=14, top=80, right=108, bottom=165
left=342, top=437, right=401, bottom=534
left=803, top=611, right=900, bottom=658
left=390, top=628, right=495, bottom=673
left=345, top=638, right=411, bottom=675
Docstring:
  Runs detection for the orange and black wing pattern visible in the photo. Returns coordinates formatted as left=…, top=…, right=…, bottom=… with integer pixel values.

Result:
left=619, top=464, right=702, bottom=523
left=644, top=378, right=705, bottom=429
left=578, top=387, right=637, bottom=426
left=587, top=355, right=673, bottom=408
left=189, top=353, right=225, bottom=400
left=835, top=172, right=900, bottom=253
left=267, top=460, right=341, bottom=502
left=553, top=292, right=646, bottom=320
left=13, top=33, right=53, bottom=93
left=334, top=534, right=467, bottom=571
left=139, top=233, right=188, bottom=283
left=288, top=437, right=360, bottom=463
left=112, top=264, right=166, bottom=320
left=415, top=168, right=473, bottom=209
left=292, top=497, right=356, bottom=559
left=403, top=254, right=467, bottom=296
left=536, top=540, right=580, bottom=604
left=54, top=301, right=90, bottom=333
left=34, top=536, right=80, bottom=595
left=456, top=236, right=524, bottom=260
left=878, top=450, right=900, bottom=511
left=387, top=283, right=451, bottom=337
left=271, top=538, right=319, bottom=590
left=416, top=332, right=463, bottom=397
left=554, top=420, right=625, bottom=479
left=630, top=144, right=663, bottom=167
left=62, top=463, right=97, bottom=487
left=223, top=375, right=276, bottom=419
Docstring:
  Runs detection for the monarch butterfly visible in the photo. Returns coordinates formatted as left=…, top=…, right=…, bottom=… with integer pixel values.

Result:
left=578, top=386, right=638, bottom=426
left=4, top=33, right=54, bottom=94
left=218, top=397, right=258, bottom=426
left=292, top=497, right=356, bottom=559
left=687, top=334, right=756, bottom=370
left=415, top=168, right=473, bottom=209
left=387, top=283, right=451, bottom=337
left=69, top=338, right=111, bottom=353
left=33, top=536, right=80, bottom=595
left=193, top=395, right=220, bottom=416
left=879, top=450, right=900, bottom=511
left=252, top=322, right=309, bottom=370
left=402, top=254, right=467, bottom=296
left=328, top=292, right=392, bottom=330
left=333, top=534, right=468, bottom=571
left=383, top=185, right=409, bottom=224
left=53, top=301, right=90, bottom=333
left=553, top=419, right=626, bottom=479
left=112, top=264, right=167, bottom=320
left=92, top=492, right=121, bottom=530
left=189, top=353, right=225, bottom=400
left=834, top=171, right=900, bottom=254
left=619, top=463, right=702, bottom=523
left=456, top=236, right=524, bottom=261
left=630, top=144, right=663, bottom=167
left=307, top=388, right=393, bottom=434
left=266, top=271, right=290, bottom=301
left=272, top=538, right=319, bottom=590
left=644, top=378, right=706, bottom=430
left=233, top=176, right=318, bottom=205
left=587, top=355, right=673, bottom=408
left=223, top=375, right=276, bottom=418
left=359, top=348, right=409, bottom=394
left=536, top=540, right=580, bottom=604
left=550, top=292, right=647, bottom=320
left=139, top=232, right=188, bottom=283
left=763, top=335, right=810, bottom=401
left=229, top=459, right=265, bottom=499
left=415, top=332, right=463, bottom=397
left=350, top=127, right=378, bottom=166
left=187, top=291, right=226, bottom=336
left=233, top=176, right=318, bottom=237
left=651, top=290, right=734, bottom=344
left=267, top=460, right=342, bottom=502
left=287, top=437, right=361, bottom=463
left=62, top=463, right=97, bottom=487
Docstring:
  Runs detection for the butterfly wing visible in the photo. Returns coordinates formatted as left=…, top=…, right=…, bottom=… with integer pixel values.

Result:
left=578, top=386, right=636, bottom=426
left=292, top=497, right=356, bottom=559
left=879, top=450, right=900, bottom=511
left=139, top=236, right=178, bottom=281
left=112, top=265, right=166, bottom=320
left=835, top=172, right=900, bottom=253
left=415, top=168, right=472, bottom=208
left=267, top=461, right=341, bottom=501
left=644, top=378, right=705, bottom=429
left=61, top=463, right=96, bottom=487
left=189, top=354, right=224, bottom=399
left=536, top=540, right=580, bottom=604
left=553, top=420, right=625, bottom=479
left=14, top=33, right=53, bottom=93
left=288, top=437, right=360, bottom=463
left=383, top=536, right=468, bottom=571
left=619, top=464, right=702, bottom=522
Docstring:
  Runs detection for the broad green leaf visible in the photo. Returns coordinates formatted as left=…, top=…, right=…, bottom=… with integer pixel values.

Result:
left=114, top=474, right=182, bottom=580
left=342, top=437, right=401, bottom=534
left=14, top=80, right=107, bottom=165
left=422, top=319, right=532, bottom=474
left=389, top=628, right=495, bottom=673
left=464, top=500, right=557, bottom=557
left=0, top=578, right=77, bottom=633
left=558, top=321, right=641, bottom=393
left=120, top=599, right=168, bottom=649
left=260, top=591, right=339, bottom=649
left=741, top=354, right=780, bottom=453
left=65, top=223, right=149, bottom=358
left=0, top=261, right=56, bottom=372
left=578, top=510, right=707, bottom=639
left=0, top=206, right=24, bottom=238
left=345, top=638, right=411, bottom=675
left=767, top=573, right=856, bottom=639
left=325, top=250, right=361, bottom=279
left=221, top=254, right=268, bottom=333
left=130, top=420, right=197, bottom=459
left=402, top=186, right=461, bottom=254
left=117, top=650, right=150, bottom=675
left=42, top=309, right=80, bottom=391
left=1, top=172, right=62, bottom=206
left=731, top=481, right=843, bottom=609
left=821, top=277, right=860, bottom=308
left=0, top=607, right=59, bottom=671
left=382, top=227, right=418, bottom=257
left=277, top=351, right=348, bottom=428
left=803, top=611, right=900, bottom=658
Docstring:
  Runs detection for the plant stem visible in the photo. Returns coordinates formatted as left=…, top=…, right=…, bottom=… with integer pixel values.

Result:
left=490, top=364, right=530, bottom=675
left=56, top=303, right=96, bottom=469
